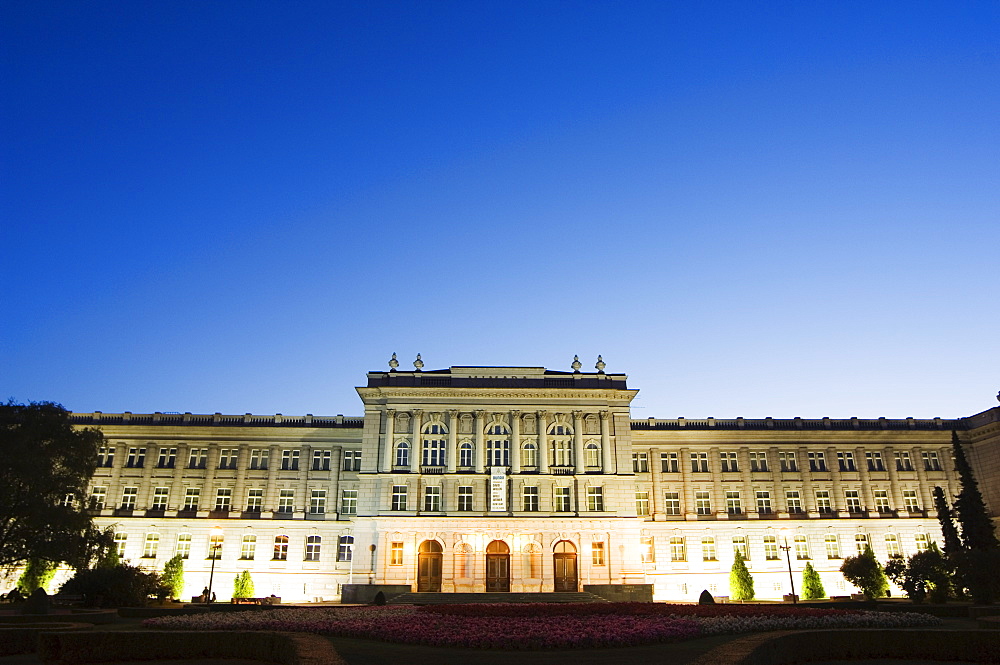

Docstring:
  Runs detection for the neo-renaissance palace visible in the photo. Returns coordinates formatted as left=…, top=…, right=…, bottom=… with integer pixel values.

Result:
left=71, top=359, right=1000, bottom=602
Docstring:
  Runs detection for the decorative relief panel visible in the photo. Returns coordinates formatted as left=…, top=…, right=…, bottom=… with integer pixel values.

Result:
left=396, top=412, right=411, bottom=434
left=522, top=413, right=537, bottom=435
left=459, top=413, right=473, bottom=434
left=584, top=414, right=599, bottom=434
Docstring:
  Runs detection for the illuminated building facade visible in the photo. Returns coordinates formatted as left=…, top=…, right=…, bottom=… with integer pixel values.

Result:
left=69, top=359, right=1000, bottom=602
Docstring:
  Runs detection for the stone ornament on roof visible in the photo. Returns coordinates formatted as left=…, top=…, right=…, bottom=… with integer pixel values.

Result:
left=571, top=355, right=582, bottom=372
left=414, top=354, right=424, bottom=371
left=388, top=353, right=399, bottom=370
left=595, top=355, right=606, bottom=373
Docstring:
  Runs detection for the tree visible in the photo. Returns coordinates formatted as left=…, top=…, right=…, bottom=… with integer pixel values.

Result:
left=933, top=486, right=962, bottom=561
left=17, top=558, right=58, bottom=594
left=950, top=430, right=999, bottom=552
left=59, top=563, right=164, bottom=608
left=729, top=549, right=754, bottom=600
left=885, top=543, right=951, bottom=604
left=801, top=561, right=826, bottom=600
left=0, top=401, right=105, bottom=568
left=233, top=570, right=255, bottom=599
left=840, top=544, right=889, bottom=599
left=161, top=555, right=185, bottom=599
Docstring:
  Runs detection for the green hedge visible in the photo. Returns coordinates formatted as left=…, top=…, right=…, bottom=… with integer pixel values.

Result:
left=0, top=624, right=90, bottom=656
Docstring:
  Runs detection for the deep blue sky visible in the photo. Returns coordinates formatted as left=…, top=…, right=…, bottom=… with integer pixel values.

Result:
left=3, top=1, right=998, bottom=419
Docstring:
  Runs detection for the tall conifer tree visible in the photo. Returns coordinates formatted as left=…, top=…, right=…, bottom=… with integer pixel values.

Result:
left=950, top=430, right=999, bottom=551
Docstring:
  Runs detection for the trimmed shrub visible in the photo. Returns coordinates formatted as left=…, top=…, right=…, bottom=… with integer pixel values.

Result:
left=59, top=563, right=163, bottom=608
left=729, top=550, right=755, bottom=600
left=802, top=561, right=826, bottom=600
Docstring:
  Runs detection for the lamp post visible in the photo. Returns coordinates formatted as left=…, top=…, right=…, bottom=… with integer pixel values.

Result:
left=779, top=528, right=797, bottom=604
left=348, top=541, right=355, bottom=585
left=369, top=544, right=376, bottom=585
left=206, top=526, right=223, bottom=605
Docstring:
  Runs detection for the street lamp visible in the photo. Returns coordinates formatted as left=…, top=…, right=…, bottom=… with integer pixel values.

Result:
left=206, top=526, right=223, bottom=604
left=779, top=528, right=797, bottom=604
left=348, top=541, right=355, bottom=585
left=368, top=544, right=376, bottom=585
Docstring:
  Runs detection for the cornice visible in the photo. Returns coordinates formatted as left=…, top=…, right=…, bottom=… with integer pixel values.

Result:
left=356, top=387, right=638, bottom=403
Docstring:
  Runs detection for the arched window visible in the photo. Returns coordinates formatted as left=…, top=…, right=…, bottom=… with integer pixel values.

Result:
left=306, top=535, right=322, bottom=561
left=521, top=442, right=537, bottom=467
left=459, top=442, right=474, bottom=468
left=395, top=441, right=410, bottom=468
left=548, top=422, right=573, bottom=467
left=336, top=535, right=352, bottom=562
left=422, top=423, right=446, bottom=466
left=486, top=424, right=510, bottom=466
left=273, top=535, right=289, bottom=561
left=585, top=442, right=600, bottom=468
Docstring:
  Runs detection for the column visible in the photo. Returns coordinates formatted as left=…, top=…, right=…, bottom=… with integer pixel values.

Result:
left=380, top=409, right=395, bottom=472
left=264, top=444, right=280, bottom=514
left=232, top=443, right=248, bottom=513
left=510, top=410, right=521, bottom=473
left=537, top=411, right=549, bottom=474
left=600, top=411, right=612, bottom=473
left=446, top=410, right=458, bottom=473
left=411, top=410, right=423, bottom=468
left=297, top=444, right=312, bottom=518
left=474, top=410, right=485, bottom=473
left=171, top=443, right=188, bottom=512
left=573, top=411, right=585, bottom=474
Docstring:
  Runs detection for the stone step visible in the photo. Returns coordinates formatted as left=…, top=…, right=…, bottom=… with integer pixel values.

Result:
left=387, top=591, right=608, bottom=605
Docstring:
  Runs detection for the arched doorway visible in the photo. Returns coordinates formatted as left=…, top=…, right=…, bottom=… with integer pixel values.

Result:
left=485, top=540, right=510, bottom=592
left=417, top=540, right=442, bottom=592
left=553, top=540, right=578, bottom=592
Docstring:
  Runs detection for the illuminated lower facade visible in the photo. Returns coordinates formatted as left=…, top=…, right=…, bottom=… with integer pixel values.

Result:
left=57, top=362, right=999, bottom=602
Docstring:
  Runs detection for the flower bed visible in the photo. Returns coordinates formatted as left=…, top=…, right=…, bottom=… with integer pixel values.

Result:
left=143, top=603, right=941, bottom=650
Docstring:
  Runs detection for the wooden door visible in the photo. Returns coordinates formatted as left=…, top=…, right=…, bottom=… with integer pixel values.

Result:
left=485, top=540, right=510, bottom=592
left=417, top=540, right=442, bottom=592
left=553, top=540, right=578, bottom=592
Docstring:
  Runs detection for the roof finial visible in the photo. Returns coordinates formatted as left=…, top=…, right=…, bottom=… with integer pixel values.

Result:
left=414, top=353, right=424, bottom=371
left=571, top=355, right=582, bottom=372
left=595, top=355, right=606, bottom=373
left=388, top=352, right=399, bottom=371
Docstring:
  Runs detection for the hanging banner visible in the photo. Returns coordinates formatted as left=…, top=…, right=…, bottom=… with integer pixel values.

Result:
left=490, top=467, right=507, bottom=511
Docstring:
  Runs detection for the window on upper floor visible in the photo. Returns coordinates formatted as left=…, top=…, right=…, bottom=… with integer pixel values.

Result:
left=120, top=486, right=138, bottom=510
left=218, top=449, right=239, bottom=470
left=866, top=451, right=885, bottom=472
left=632, top=452, right=648, bottom=473
left=394, top=441, right=410, bottom=468
left=664, top=492, right=681, bottom=515
left=585, top=442, right=601, bottom=468
left=808, top=452, right=827, bottom=472
left=586, top=486, right=604, bottom=511
left=157, top=447, right=176, bottom=468
left=756, top=491, right=772, bottom=515
left=246, top=488, right=263, bottom=513
left=522, top=486, right=539, bottom=512
left=521, top=442, right=537, bottom=468
left=726, top=491, right=742, bottom=515
left=902, top=490, right=920, bottom=512
left=175, top=533, right=191, bottom=559
left=922, top=451, right=942, bottom=471
left=459, top=442, right=474, bottom=468
left=183, top=488, right=199, bottom=511
left=312, top=450, right=331, bottom=471
left=779, top=451, right=798, bottom=472
left=457, top=486, right=473, bottom=511
left=855, top=533, right=869, bottom=555
left=340, top=489, right=357, bottom=515
left=97, top=446, right=114, bottom=468
left=749, top=452, right=768, bottom=472
left=277, top=489, right=294, bottom=513
left=249, top=449, right=269, bottom=470
left=549, top=423, right=573, bottom=466
left=837, top=451, right=856, bottom=472
left=914, top=533, right=931, bottom=552
left=720, top=452, right=739, bottom=473
left=815, top=490, right=832, bottom=513
left=554, top=486, right=571, bottom=512
left=280, top=449, right=300, bottom=471
left=310, top=490, right=327, bottom=514
left=188, top=448, right=207, bottom=469
left=423, top=486, right=441, bottom=512
left=894, top=451, right=913, bottom=471
left=114, top=532, right=127, bottom=558
left=695, top=491, right=712, bottom=515
left=691, top=452, right=709, bottom=473
left=661, top=452, right=678, bottom=473
left=151, top=487, right=169, bottom=511
left=125, top=447, right=145, bottom=468
left=391, top=485, right=408, bottom=511
left=486, top=424, right=509, bottom=467
left=214, top=488, right=232, bottom=512
left=635, top=491, right=650, bottom=516
left=845, top=490, right=862, bottom=513
left=873, top=490, right=891, bottom=513
left=422, top=424, right=447, bottom=467
left=785, top=490, right=802, bottom=514
left=342, top=450, right=361, bottom=471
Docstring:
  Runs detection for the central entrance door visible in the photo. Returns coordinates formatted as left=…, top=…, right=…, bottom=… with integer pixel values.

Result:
left=417, top=540, right=442, bottom=592
left=553, top=540, right=578, bottom=592
left=485, top=540, right=510, bottom=592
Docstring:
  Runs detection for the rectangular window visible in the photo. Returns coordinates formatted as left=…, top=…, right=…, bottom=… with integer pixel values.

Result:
left=218, top=449, right=238, bottom=470
left=306, top=535, right=323, bottom=562
left=855, top=533, right=869, bottom=555
left=114, top=533, right=127, bottom=557
left=310, top=490, right=327, bottom=514
left=914, top=533, right=930, bottom=552
left=661, top=452, right=678, bottom=473
left=670, top=536, right=686, bottom=561
left=273, top=536, right=288, bottom=560
left=554, top=486, right=571, bottom=512
left=188, top=448, right=207, bottom=469
left=143, top=533, right=159, bottom=558
left=635, top=491, right=650, bottom=516
left=390, top=541, right=404, bottom=565
left=922, top=451, right=941, bottom=471
left=249, top=449, right=269, bottom=470
left=695, top=491, right=712, bottom=515
left=591, top=542, right=605, bottom=565
left=785, top=491, right=802, bottom=514
left=726, top=491, right=742, bottom=515
left=246, top=488, right=263, bottom=513
left=779, top=451, right=798, bottom=472
left=208, top=532, right=223, bottom=559
left=340, top=489, right=357, bottom=515
left=215, top=488, right=232, bottom=512
left=845, top=490, right=862, bottom=513
left=125, top=447, right=145, bottom=468
left=176, top=533, right=191, bottom=559
left=720, top=452, right=739, bottom=473
left=764, top=535, right=779, bottom=560
left=391, top=485, right=408, bottom=511
left=522, top=486, right=539, bottom=511
left=664, top=491, right=681, bottom=516
left=336, top=536, right=353, bottom=562
left=281, top=449, right=300, bottom=471
left=815, top=490, right=832, bottom=513
left=808, top=452, right=827, bottom=472
left=894, top=451, right=913, bottom=471
left=794, top=534, right=809, bottom=560
left=874, top=490, right=891, bottom=513
left=312, top=450, right=331, bottom=471
left=825, top=534, right=841, bottom=559
left=157, top=447, right=176, bottom=468
left=837, top=451, right=856, bottom=472
left=701, top=536, right=717, bottom=561
left=749, top=452, right=768, bottom=472
left=902, top=490, right=920, bottom=512
left=866, top=451, right=885, bottom=472
left=641, top=536, right=655, bottom=563
left=423, top=486, right=442, bottom=512
left=89, top=486, right=107, bottom=510
left=587, top=487, right=604, bottom=511
left=343, top=450, right=361, bottom=471
left=631, top=452, right=649, bottom=473
left=885, top=533, right=902, bottom=558
left=756, top=491, right=772, bottom=515
left=152, top=487, right=169, bottom=511
left=277, top=490, right=295, bottom=514
left=121, top=486, right=138, bottom=510
left=733, top=535, right=749, bottom=559
left=691, top=452, right=709, bottom=472
left=457, top=486, right=473, bottom=511
left=97, top=446, right=114, bottom=467
left=241, top=535, right=256, bottom=560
